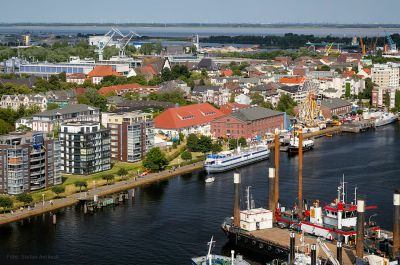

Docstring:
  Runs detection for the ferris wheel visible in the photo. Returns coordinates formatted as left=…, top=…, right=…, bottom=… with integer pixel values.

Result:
left=296, top=80, right=324, bottom=127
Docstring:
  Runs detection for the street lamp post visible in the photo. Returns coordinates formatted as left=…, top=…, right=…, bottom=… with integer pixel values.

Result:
left=368, top=213, right=378, bottom=224
left=42, top=193, right=45, bottom=206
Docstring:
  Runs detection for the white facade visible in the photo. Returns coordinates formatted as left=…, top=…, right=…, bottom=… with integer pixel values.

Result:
left=156, top=124, right=212, bottom=138
left=0, top=94, right=48, bottom=111
left=239, top=208, right=273, bottom=231
left=371, top=63, right=400, bottom=88
left=234, top=94, right=251, bottom=105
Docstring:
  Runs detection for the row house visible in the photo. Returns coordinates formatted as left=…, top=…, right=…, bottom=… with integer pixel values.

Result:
left=0, top=94, right=48, bottom=111
left=192, top=86, right=231, bottom=106
left=98, top=83, right=160, bottom=96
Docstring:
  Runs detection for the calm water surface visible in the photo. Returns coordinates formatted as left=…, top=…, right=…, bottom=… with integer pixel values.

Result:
left=0, top=123, right=399, bottom=265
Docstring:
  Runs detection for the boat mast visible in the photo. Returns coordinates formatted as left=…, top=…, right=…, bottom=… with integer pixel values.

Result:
left=342, top=174, right=346, bottom=204
left=354, top=186, right=358, bottom=205
left=207, top=236, right=215, bottom=263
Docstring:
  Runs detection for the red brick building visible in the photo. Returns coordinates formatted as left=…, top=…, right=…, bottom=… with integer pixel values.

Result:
left=211, top=106, right=285, bottom=139
left=320, top=98, right=352, bottom=118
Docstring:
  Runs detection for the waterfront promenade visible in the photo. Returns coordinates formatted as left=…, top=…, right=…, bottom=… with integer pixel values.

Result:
left=0, top=126, right=342, bottom=226
left=0, top=162, right=204, bottom=225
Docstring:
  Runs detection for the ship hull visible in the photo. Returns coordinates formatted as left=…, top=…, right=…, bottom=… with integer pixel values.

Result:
left=205, top=151, right=269, bottom=173
left=375, top=117, right=397, bottom=127
left=222, top=227, right=288, bottom=261
left=288, top=145, right=314, bottom=153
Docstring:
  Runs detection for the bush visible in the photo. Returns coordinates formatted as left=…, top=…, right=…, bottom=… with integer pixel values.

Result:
left=181, top=150, right=192, bottom=161
left=16, top=193, right=33, bottom=205
left=52, top=186, right=65, bottom=197
left=0, top=196, right=13, bottom=212
left=117, top=168, right=128, bottom=178
left=74, top=180, right=87, bottom=192
left=102, top=175, right=115, bottom=184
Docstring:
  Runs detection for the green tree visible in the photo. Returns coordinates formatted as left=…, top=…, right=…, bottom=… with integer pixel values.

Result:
left=0, top=119, right=15, bottom=135
left=198, top=135, right=212, bottom=153
left=102, top=175, right=115, bottom=185
left=117, top=168, right=128, bottom=179
left=238, top=137, right=247, bottom=147
left=142, top=147, right=168, bottom=172
left=276, top=94, right=296, bottom=116
left=74, top=180, right=87, bottom=192
left=181, top=150, right=192, bottom=161
left=161, top=68, right=173, bottom=81
left=77, top=88, right=108, bottom=111
left=186, top=134, right=199, bottom=152
left=16, top=193, right=33, bottom=206
left=345, top=83, right=351, bottom=98
left=228, top=139, right=238, bottom=150
left=383, top=92, right=390, bottom=109
left=211, top=142, right=222, bottom=153
left=178, top=132, right=185, bottom=142
left=395, top=90, right=400, bottom=112
left=0, top=196, right=13, bottom=213
left=52, top=186, right=65, bottom=198
left=250, top=92, right=265, bottom=105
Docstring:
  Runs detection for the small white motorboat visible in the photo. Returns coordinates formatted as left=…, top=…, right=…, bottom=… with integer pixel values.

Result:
left=205, top=177, right=215, bottom=183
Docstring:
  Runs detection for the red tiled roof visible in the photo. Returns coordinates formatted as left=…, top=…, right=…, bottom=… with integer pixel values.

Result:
left=67, top=73, right=86, bottom=79
left=98, top=83, right=159, bottom=95
left=363, top=68, right=371, bottom=75
left=136, top=65, right=157, bottom=76
left=342, top=70, right=355, bottom=78
left=220, top=102, right=249, bottom=114
left=74, top=87, right=87, bottom=95
left=220, top=69, right=233, bottom=77
left=154, top=103, right=224, bottom=129
left=279, top=76, right=305, bottom=85
left=87, top=65, right=122, bottom=77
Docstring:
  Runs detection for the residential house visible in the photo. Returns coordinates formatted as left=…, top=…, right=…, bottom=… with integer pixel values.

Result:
left=66, top=73, right=86, bottom=84
left=0, top=94, right=48, bottom=111
left=98, top=83, right=160, bottom=96
left=31, top=104, right=100, bottom=133
left=87, top=65, right=122, bottom=84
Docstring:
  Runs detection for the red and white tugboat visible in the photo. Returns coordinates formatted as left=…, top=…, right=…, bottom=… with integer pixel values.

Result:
left=299, top=176, right=380, bottom=245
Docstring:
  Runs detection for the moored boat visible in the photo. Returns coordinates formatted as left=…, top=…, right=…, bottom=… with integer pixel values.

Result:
left=204, top=144, right=270, bottom=173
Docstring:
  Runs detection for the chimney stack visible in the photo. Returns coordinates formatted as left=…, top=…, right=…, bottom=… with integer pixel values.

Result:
left=356, top=197, right=365, bottom=259
left=233, top=173, right=241, bottom=227
left=393, top=189, right=400, bottom=258
left=337, top=241, right=343, bottom=265
left=274, top=129, right=280, bottom=209
left=268, top=167, right=276, bottom=217
left=290, top=232, right=295, bottom=264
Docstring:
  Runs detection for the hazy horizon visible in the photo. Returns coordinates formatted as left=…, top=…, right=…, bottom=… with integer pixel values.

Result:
left=2, top=0, right=400, bottom=24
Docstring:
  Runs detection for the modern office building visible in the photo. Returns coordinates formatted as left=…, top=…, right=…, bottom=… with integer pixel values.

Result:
left=101, top=111, right=154, bottom=162
left=0, top=132, right=62, bottom=195
left=60, top=122, right=111, bottom=175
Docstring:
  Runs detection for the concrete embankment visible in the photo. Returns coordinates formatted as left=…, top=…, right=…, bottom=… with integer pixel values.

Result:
left=0, top=162, right=204, bottom=226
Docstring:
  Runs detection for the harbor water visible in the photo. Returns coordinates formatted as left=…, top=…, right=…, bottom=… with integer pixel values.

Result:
left=0, top=123, right=399, bottom=265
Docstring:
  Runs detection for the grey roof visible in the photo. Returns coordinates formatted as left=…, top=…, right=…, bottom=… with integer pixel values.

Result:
left=34, top=104, right=98, bottom=117
left=231, top=106, right=284, bottom=122
left=278, top=85, right=300, bottom=94
left=320, top=98, right=351, bottom=109
left=192, top=86, right=220, bottom=93
left=196, top=58, right=217, bottom=71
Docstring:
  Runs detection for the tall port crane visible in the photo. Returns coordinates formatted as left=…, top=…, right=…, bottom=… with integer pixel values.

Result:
left=95, top=29, right=117, bottom=61
left=359, top=36, right=366, bottom=55
left=384, top=30, right=397, bottom=53
left=95, top=28, right=141, bottom=61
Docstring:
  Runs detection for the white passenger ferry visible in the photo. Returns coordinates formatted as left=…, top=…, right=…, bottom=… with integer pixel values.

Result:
left=204, top=144, right=270, bottom=173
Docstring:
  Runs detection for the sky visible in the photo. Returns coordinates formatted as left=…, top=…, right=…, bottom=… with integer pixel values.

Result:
left=2, top=0, right=400, bottom=24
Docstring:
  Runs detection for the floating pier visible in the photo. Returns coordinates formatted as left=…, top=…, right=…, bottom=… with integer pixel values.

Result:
left=341, top=121, right=374, bottom=133
left=79, top=192, right=129, bottom=212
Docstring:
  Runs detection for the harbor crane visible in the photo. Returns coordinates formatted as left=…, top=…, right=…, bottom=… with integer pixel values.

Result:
left=95, top=28, right=141, bottom=61
left=359, top=36, right=366, bottom=55
left=384, top=30, right=397, bottom=53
